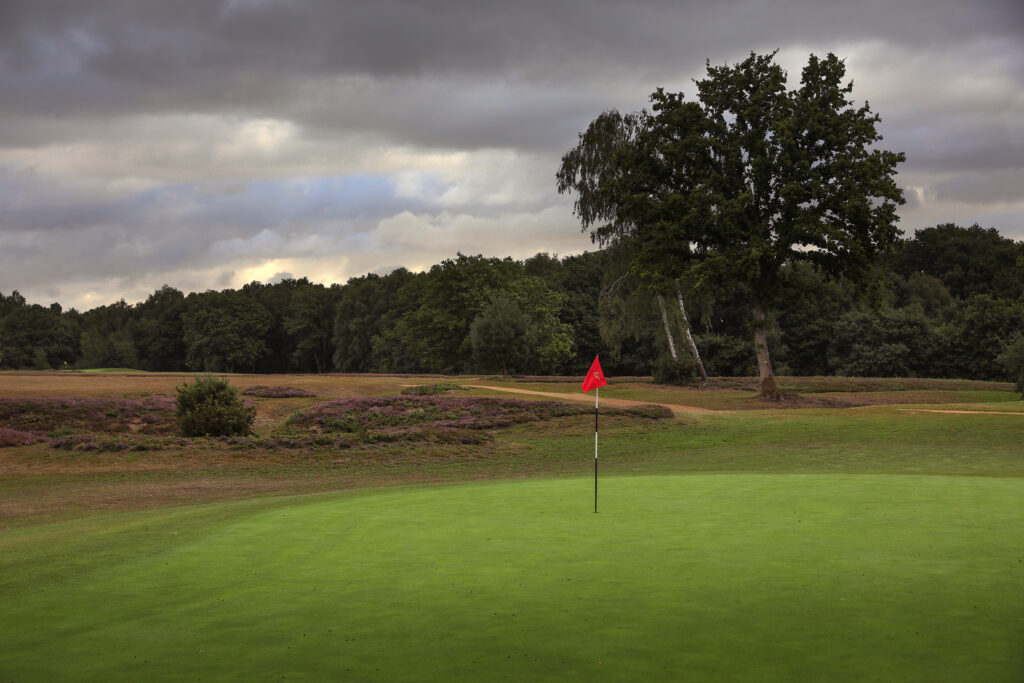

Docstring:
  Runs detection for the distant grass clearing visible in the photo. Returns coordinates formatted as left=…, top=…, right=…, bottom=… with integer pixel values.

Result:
left=2, top=474, right=1022, bottom=681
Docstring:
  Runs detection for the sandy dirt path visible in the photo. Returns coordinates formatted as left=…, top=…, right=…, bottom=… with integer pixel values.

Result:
left=466, top=385, right=714, bottom=414
left=897, top=408, right=1024, bottom=416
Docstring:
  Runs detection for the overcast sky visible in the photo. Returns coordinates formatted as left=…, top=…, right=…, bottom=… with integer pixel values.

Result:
left=2, top=0, right=1022, bottom=310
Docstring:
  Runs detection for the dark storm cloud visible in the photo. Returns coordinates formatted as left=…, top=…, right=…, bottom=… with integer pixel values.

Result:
left=1, top=0, right=1022, bottom=307
left=2, top=0, right=1021, bottom=149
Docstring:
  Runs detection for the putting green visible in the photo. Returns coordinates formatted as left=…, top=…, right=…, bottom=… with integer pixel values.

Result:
left=1, top=474, right=1022, bottom=681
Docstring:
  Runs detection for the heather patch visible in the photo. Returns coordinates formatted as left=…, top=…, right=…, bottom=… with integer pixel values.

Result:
left=242, top=386, right=316, bottom=398
left=290, top=396, right=587, bottom=434
left=287, top=396, right=672, bottom=444
left=0, top=428, right=39, bottom=447
left=400, top=383, right=466, bottom=396
left=0, top=397, right=176, bottom=435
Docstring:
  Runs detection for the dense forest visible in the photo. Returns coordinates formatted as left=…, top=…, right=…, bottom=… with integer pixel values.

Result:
left=1, top=223, right=1023, bottom=386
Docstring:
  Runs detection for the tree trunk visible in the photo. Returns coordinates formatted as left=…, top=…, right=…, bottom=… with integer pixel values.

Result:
left=752, top=303, right=780, bottom=399
left=656, top=294, right=679, bottom=362
left=674, top=281, right=708, bottom=385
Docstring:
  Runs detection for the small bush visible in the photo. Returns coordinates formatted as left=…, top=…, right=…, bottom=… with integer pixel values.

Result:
left=175, top=375, right=256, bottom=437
left=653, top=352, right=697, bottom=386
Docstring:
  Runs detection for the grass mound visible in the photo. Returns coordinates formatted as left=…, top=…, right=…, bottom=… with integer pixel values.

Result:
left=242, top=386, right=316, bottom=398
left=1, top=474, right=1021, bottom=681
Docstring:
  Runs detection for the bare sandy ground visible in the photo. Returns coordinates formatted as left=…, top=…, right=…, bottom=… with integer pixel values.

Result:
left=466, top=385, right=714, bottom=414
left=897, top=408, right=1024, bottom=415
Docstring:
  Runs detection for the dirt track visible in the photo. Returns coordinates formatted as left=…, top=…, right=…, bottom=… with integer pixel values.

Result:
left=466, top=385, right=714, bottom=414
left=897, top=409, right=1024, bottom=416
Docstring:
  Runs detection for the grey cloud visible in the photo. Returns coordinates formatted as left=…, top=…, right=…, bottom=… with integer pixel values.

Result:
left=3, top=1, right=1021, bottom=142
left=931, top=168, right=1024, bottom=205
left=1, top=0, right=1023, bottom=308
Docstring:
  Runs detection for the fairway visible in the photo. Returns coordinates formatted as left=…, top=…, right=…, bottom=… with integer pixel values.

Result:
left=2, top=474, right=1022, bottom=681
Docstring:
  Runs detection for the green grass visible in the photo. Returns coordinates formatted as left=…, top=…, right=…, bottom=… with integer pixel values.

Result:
left=0, top=474, right=1022, bottom=681
left=501, top=408, right=1024, bottom=477
left=1, top=377, right=1022, bottom=678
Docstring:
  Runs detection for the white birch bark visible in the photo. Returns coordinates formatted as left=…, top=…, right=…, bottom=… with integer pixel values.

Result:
left=674, top=281, right=708, bottom=384
left=656, top=294, right=679, bottom=362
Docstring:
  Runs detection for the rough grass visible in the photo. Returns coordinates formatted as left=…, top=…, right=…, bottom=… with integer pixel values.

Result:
left=242, top=385, right=316, bottom=398
left=0, top=371, right=1020, bottom=528
left=400, top=382, right=467, bottom=395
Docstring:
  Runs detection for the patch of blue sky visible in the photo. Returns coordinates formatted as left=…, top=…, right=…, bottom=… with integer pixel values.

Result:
left=125, top=174, right=433, bottom=229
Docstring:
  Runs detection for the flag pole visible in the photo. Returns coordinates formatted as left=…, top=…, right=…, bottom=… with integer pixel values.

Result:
left=582, top=355, right=607, bottom=513
left=594, top=386, right=599, bottom=513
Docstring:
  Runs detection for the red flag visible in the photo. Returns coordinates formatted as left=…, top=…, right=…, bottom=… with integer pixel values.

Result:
left=581, top=355, right=608, bottom=393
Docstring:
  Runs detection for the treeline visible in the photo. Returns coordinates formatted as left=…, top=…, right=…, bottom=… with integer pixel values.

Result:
left=1, top=224, right=1023, bottom=383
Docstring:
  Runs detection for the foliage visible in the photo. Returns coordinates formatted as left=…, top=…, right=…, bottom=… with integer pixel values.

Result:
left=560, top=51, right=905, bottom=396
left=77, top=299, right=138, bottom=369
left=333, top=269, right=418, bottom=372
left=0, top=292, right=78, bottom=369
left=1, top=223, right=1021, bottom=382
left=893, top=223, right=1024, bottom=300
left=283, top=282, right=336, bottom=373
left=182, top=292, right=272, bottom=372
left=828, top=306, right=939, bottom=377
left=936, top=295, right=1024, bottom=380
left=996, top=333, right=1024, bottom=393
left=133, top=285, right=187, bottom=371
left=693, top=334, right=756, bottom=377
left=653, top=352, right=696, bottom=386
left=174, top=375, right=255, bottom=437
left=469, top=296, right=532, bottom=375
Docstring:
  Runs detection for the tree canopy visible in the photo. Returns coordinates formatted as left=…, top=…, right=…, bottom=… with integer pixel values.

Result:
left=559, top=51, right=906, bottom=397
left=1, top=224, right=1022, bottom=388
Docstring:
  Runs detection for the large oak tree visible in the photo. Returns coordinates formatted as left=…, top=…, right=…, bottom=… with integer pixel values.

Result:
left=559, top=52, right=905, bottom=397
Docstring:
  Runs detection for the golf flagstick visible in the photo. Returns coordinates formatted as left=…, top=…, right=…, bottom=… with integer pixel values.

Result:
left=594, top=386, right=598, bottom=513
left=581, top=355, right=607, bottom=513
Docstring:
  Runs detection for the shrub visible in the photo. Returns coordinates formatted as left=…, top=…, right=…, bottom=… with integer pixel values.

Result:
left=175, top=375, right=256, bottom=437
left=0, top=428, right=37, bottom=447
left=996, top=333, right=1024, bottom=394
left=653, top=352, right=697, bottom=386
